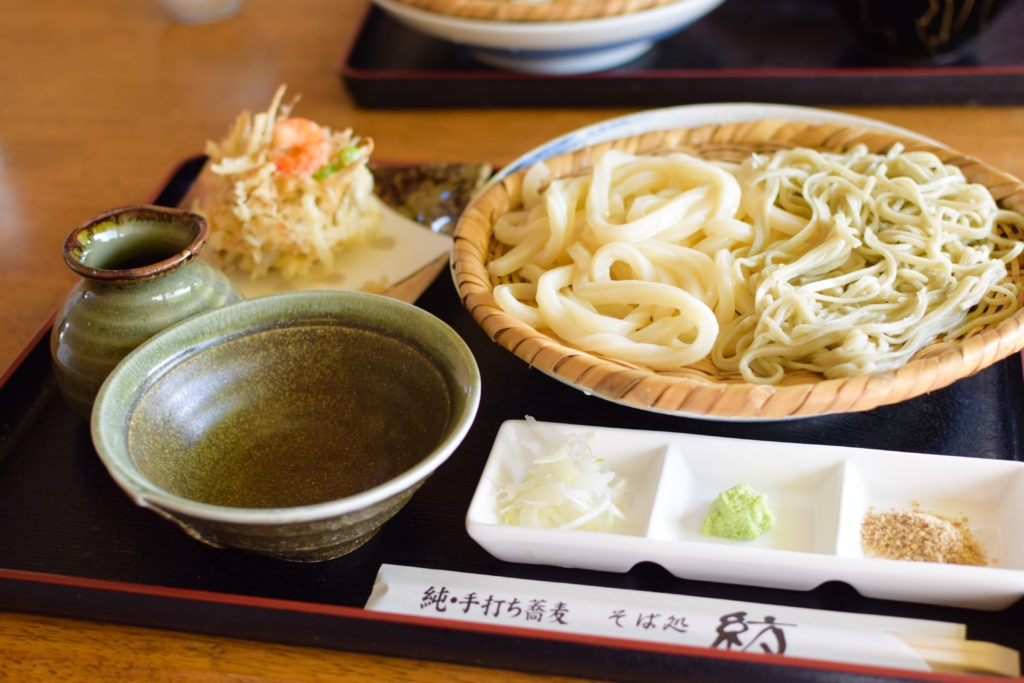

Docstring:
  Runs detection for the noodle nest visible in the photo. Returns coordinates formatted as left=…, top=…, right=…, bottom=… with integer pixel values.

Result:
left=452, top=121, right=1024, bottom=419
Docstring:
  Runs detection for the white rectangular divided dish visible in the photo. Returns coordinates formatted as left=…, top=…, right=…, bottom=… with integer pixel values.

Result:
left=466, top=420, right=1024, bottom=611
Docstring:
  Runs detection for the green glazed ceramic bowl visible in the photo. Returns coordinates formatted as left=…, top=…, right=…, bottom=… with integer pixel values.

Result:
left=91, top=290, right=481, bottom=562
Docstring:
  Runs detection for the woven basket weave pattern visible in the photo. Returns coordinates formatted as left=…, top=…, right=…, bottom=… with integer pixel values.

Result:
left=391, top=0, right=680, bottom=21
left=451, top=121, right=1024, bottom=419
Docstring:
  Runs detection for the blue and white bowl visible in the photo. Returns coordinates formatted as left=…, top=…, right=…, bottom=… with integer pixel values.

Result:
left=371, top=0, right=727, bottom=75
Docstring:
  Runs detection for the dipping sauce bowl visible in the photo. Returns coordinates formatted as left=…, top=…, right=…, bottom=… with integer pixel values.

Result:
left=91, top=290, right=481, bottom=561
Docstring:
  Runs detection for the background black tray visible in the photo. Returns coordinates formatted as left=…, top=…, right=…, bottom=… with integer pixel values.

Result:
left=2, top=157, right=1024, bottom=682
left=341, top=0, right=1024, bottom=108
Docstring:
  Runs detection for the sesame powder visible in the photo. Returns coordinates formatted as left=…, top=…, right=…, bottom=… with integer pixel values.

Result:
left=861, top=503, right=987, bottom=566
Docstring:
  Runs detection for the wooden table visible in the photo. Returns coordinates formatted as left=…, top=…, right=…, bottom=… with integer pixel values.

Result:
left=2, top=0, right=1024, bottom=679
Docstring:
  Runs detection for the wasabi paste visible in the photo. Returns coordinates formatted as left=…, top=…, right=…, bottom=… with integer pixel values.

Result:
left=701, top=483, right=775, bottom=540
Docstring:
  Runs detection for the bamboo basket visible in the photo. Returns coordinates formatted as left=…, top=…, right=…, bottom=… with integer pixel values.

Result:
left=450, top=120, right=1024, bottom=419
left=387, top=0, right=681, bottom=22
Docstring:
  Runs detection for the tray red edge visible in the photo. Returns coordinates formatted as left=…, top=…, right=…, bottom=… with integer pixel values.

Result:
left=0, top=567, right=973, bottom=683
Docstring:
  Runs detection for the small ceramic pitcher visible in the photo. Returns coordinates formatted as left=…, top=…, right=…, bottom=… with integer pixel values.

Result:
left=50, top=205, right=243, bottom=417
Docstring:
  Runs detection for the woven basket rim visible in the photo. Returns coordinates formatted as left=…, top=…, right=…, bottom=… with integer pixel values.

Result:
left=386, top=0, right=682, bottom=22
left=451, top=119, right=1024, bottom=419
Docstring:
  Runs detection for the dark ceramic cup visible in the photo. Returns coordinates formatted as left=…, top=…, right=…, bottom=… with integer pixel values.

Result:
left=835, top=0, right=1015, bottom=63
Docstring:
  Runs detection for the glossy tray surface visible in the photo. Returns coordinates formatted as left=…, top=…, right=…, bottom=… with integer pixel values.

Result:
left=2, top=159, right=1024, bottom=681
left=341, top=0, right=1024, bottom=108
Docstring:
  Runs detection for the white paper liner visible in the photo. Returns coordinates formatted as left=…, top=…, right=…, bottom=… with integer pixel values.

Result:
left=366, top=564, right=963, bottom=673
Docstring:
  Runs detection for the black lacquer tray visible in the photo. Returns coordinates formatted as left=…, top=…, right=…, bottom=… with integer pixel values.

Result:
left=341, top=0, right=1024, bottom=109
left=2, top=157, right=1024, bottom=682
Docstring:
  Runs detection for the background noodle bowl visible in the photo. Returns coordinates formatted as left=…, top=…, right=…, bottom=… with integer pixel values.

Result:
left=451, top=120, right=1024, bottom=420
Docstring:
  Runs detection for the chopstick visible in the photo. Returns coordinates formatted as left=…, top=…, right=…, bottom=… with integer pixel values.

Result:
left=898, top=635, right=1020, bottom=678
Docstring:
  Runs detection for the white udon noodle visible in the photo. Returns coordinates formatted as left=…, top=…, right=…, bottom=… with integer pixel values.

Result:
left=488, top=145, right=1024, bottom=383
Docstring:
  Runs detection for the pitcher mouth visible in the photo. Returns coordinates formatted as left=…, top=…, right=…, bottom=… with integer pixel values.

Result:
left=64, top=204, right=210, bottom=282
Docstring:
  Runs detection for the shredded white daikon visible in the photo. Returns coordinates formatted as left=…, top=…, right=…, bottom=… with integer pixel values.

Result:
left=496, top=422, right=626, bottom=532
